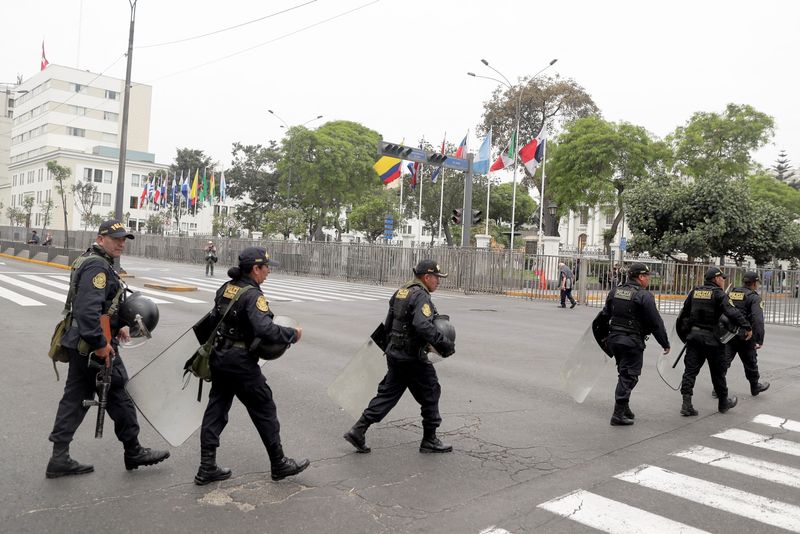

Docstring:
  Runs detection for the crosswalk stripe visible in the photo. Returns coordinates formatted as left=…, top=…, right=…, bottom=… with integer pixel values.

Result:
left=673, top=445, right=800, bottom=489
left=267, top=280, right=378, bottom=301
left=615, top=464, right=800, bottom=532
left=537, top=489, right=708, bottom=533
left=20, top=274, right=71, bottom=291
left=125, top=284, right=207, bottom=304
left=753, top=414, right=800, bottom=433
left=0, top=273, right=65, bottom=301
left=713, top=428, right=800, bottom=457
left=0, top=285, right=46, bottom=306
left=153, top=277, right=216, bottom=292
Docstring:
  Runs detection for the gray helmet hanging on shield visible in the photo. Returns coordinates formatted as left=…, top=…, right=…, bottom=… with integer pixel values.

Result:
left=119, top=292, right=160, bottom=338
left=433, top=315, right=456, bottom=344
left=251, top=316, right=298, bottom=360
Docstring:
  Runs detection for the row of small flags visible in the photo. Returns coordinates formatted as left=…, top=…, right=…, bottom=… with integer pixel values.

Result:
left=137, top=169, right=227, bottom=209
left=373, top=127, right=546, bottom=188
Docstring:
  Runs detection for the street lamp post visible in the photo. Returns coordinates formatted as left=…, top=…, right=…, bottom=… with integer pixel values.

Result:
left=268, top=110, right=323, bottom=198
left=468, top=58, right=557, bottom=259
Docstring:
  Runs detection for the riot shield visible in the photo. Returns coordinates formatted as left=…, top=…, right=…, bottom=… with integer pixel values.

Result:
left=561, top=324, right=613, bottom=403
left=125, top=327, right=268, bottom=447
left=655, top=321, right=686, bottom=391
left=327, top=334, right=388, bottom=420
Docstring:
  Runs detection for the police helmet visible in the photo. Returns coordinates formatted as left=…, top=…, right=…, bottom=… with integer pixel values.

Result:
left=253, top=316, right=298, bottom=360
left=119, top=292, right=159, bottom=337
left=433, top=314, right=456, bottom=343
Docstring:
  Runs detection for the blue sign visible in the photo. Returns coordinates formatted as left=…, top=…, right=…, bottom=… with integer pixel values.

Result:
left=620, top=237, right=627, bottom=252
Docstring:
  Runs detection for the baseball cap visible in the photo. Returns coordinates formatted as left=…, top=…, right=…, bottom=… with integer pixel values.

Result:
left=742, top=271, right=760, bottom=283
left=238, top=246, right=278, bottom=267
left=628, top=263, right=650, bottom=276
left=98, top=219, right=134, bottom=239
left=704, top=267, right=727, bottom=281
left=413, top=259, right=448, bottom=278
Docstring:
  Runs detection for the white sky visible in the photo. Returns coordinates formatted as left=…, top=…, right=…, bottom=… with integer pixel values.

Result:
left=3, top=0, right=799, bottom=173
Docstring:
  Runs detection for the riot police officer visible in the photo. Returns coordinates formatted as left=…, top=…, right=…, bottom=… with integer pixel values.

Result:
left=678, top=267, right=752, bottom=416
left=601, top=263, right=670, bottom=426
left=46, top=219, right=169, bottom=478
left=195, top=247, right=308, bottom=485
left=343, top=259, right=455, bottom=454
left=725, top=271, right=769, bottom=396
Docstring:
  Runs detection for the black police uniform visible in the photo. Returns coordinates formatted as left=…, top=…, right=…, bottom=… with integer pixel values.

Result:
left=679, top=270, right=751, bottom=413
left=725, top=283, right=767, bottom=395
left=197, top=247, right=307, bottom=484
left=601, top=272, right=669, bottom=424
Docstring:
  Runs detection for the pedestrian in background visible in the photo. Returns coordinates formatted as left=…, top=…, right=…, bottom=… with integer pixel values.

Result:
left=204, top=240, right=217, bottom=277
left=558, top=262, right=576, bottom=309
left=43, top=232, right=53, bottom=246
left=27, top=230, right=40, bottom=244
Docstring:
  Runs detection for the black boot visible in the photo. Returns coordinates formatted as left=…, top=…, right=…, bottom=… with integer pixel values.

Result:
left=610, top=402, right=634, bottom=426
left=420, top=430, right=452, bottom=453
left=343, top=416, right=371, bottom=453
left=718, top=395, right=738, bottom=413
left=751, top=382, right=770, bottom=396
left=124, top=441, right=170, bottom=471
left=194, top=448, right=232, bottom=486
left=46, top=443, right=94, bottom=479
left=623, top=405, right=635, bottom=420
left=268, top=445, right=309, bottom=481
left=680, top=394, right=698, bottom=416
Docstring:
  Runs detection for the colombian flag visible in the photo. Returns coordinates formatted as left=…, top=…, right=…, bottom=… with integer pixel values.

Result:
left=373, top=155, right=402, bottom=185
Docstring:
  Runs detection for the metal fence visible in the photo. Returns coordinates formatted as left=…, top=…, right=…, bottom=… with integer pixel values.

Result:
left=2, top=225, right=797, bottom=326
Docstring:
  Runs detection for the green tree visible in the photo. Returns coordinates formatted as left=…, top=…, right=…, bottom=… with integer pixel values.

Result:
left=747, top=171, right=800, bottom=219
left=39, top=199, right=54, bottom=233
left=348, top=190, right=401, bottom=243
left=71, top=180, right=98, bottom=230
left=261, top=206, right=306, bottom=239
left=169, top=148, right=214, bottom=177
left=145, top=213, right=166, bottom=235
left=487, top=182, right=537, bottom=227
left=669, top=103, right=774, bottom=180
left=5, top=207, right=25, bottom=227
left=48, top=161, right=72, bottom=247
left=21, top=196, right=34, bottom=228
left=547, top=117, right=667, bottom=251
left=772, top=149, right=797, bottom=189
left=225, top=141, right=282, bottom=233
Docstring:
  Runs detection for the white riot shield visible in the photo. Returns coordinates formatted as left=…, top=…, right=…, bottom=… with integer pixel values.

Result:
left=655, top=321, right=686, bottom=391
left=561, top=325, right=613, bottom=403
left=327, top=337, right=387, bottom=420
left=124, top=315, right=294, bottom=447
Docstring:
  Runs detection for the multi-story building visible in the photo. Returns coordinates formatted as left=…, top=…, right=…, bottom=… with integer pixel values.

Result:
left=558, top=204, right=631, bottom=256
left=0, top=83, right=21, bottom=209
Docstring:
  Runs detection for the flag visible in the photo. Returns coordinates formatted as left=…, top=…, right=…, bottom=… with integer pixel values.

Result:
left=431, top=135, right=446, bottom=184
left=181, top=173, right=190, bottom=202
left=199, top=169, right=207, bottom=203
left=160, top=177, right=167, bottom=206
left=138, top=180, right=148, bottom=208
left=209, top=173, right=216, bottom=204
left=374, top=155, right=402, bottom=185
left=474, top=128, right=492, bottom=175
left=153, top=177, right=161, bottom=205
left=408, top=161, right=419, bottom=190
left=147, top=179, right=155, bottom=206
left=490, top=131, right=516, bottom=172
left=172, top=172, right=180, bottom=204
left=219, top=170, right=227, bottom=201
left=190, top=169, right=199, bottom=205
left=454, top=133, right=468, bottom=158
left=41, top=41, right=49, bottom=71
left=519, top=126, right=547, bottom=175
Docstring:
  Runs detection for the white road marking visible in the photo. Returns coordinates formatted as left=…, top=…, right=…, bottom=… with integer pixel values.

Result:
left=478, top=527, right=514, bottom=534
left=125, top=284, right=207, bottom=304
left=615, top=464, right=800, bottom=532
left=537, top=489, right=708, bottom=533
left=0, top=285, right=45, bottom=306
left=673, top=445, right=800, bottom=488
left=753, top=414, right=800, bottom=433
left=20, top=274, right=71, bottom=291
left=0, top=273, right=66, bottom=301
left=713, top=428, right=800, bottom=457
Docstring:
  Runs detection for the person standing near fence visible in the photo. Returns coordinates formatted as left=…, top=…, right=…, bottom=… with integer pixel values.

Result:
left=724, top=271, right=769, bottom=396
left=600, top=263, right=670, bottom=426
left=204, top=241, right=217, bottom=277
left=558, top=262, right=576, bottom=309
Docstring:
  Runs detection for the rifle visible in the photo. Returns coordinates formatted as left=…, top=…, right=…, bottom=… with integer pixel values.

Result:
left=82, top=314, right=113, bottom=439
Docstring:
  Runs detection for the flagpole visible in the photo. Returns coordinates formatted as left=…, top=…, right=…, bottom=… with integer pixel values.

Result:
left=417, top=165, right=423, bottom=246
left=437, top=168, right=445, bottom=242
left=485, top=175, right=491, bottom=235
left=538, top=137, right=549, bottom=254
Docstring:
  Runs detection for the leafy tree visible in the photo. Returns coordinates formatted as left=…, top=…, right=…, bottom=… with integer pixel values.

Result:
left=21, top=196, right=34, bottom=228
left=348, top=190, right=401, bottom=243
left=225, top=141, right=282, bottom=233
left=669, top=103, right=774, bottom=180
left=747, top=171, right=800, bottom=219
left=486, top=182, right=537, bottom=228
left=71, top=180, right=98, bottom=230
left=5, top=207, right=25, bottom=227
left=547, top=117, right=667, bottom=251
left=772, top=149, right=797, bottom=189
left=261, top=207, right=306, bottom=239
left=39, top=199, right=54, bottom=233
left=169, top=148, right=214, bottom=177
left=48, top=161, right=72, bottom=247
left=145, top=213, right=166, bottom=234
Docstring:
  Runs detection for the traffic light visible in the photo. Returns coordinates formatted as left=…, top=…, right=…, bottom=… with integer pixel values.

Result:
left=451, top=208, right=463, bottom=225
left=428, top=153, right=447, bottom=165
left=471, top=209, right=482, bottom=225
left=383, top=143, right=412, bottom=158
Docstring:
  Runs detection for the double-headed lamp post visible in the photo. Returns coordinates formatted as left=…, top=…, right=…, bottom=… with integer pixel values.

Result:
left=468, top=58, right=557, bottom=257
left=267, top=110, right=323, bottom=198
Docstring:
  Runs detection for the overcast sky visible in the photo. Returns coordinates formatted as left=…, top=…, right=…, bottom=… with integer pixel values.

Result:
left=3, top=0, right=799, bottom=174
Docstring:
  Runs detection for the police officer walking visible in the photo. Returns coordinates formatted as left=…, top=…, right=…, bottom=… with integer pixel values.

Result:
left=679, top=267, right=752, bottom=416
left=601, top=263, right=670, bottom=426
left=195, top=247, right=308, bottom=485
left=46, top=220, right=170, bottom=478
left=725, top=271, right=769, bottom=396
left=343, top=259, right=455, bottom=454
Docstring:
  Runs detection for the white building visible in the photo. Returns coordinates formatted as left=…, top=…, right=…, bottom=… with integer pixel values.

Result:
left=558, top=204, right=631, bottom=256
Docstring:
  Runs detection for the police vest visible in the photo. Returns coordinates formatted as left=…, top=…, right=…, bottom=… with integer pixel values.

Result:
left=609, top=283, right=643, bottom=335
left=689, top=285, right=718, bottom=329
left=388, top=280, right=428, bottom=357
left=728, top=287, right=754, bottom=322
left=216, top=281, right=256, bottom=343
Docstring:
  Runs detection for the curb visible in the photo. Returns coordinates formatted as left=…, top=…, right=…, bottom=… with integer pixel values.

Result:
left=0, top=252, right=71, bottom=270
left=143, top=282, right=198, bottom=292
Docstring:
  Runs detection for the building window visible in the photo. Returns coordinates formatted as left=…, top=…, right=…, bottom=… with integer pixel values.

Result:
left=12, top=174, right=16, bottom=186
left=35, top=213, right=41, bottom=226
left=102, top=193, right=112, bottom=206
left=36, top=191, right=42, bottom=203
left=104, top=111, right=118, bottom=121
left=73, top=83, right=83, bottom=93
left=72, top=105, right=86, bottom=116
left=131, top=173, right=140, bottom=187
left=8, top=98, right=14, bottom=108
left=579, top=208, right=589, bottom=226
left=46, top=190, right=51, bottom=201
left=7, top=110, right=12, bottom=118
left=605, top=209, right=615, bottom=225
left=38, top=168, right=44, bottom=182
left=84, top=168, right=105, bottom=183
left=27, top=171, right=35, bottom=184
left=129, top=196, right=139, bottom=209
left=103, top=170, right=112, bottom=184
left=68, top=127, right=86, bottom=137
left=105, top=90, right=118, bottom=100
left=93, top=192, right=101, bottom=204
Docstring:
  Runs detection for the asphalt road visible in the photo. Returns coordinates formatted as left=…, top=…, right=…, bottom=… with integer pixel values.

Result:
left=1, top=254, right=799, bottom=533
